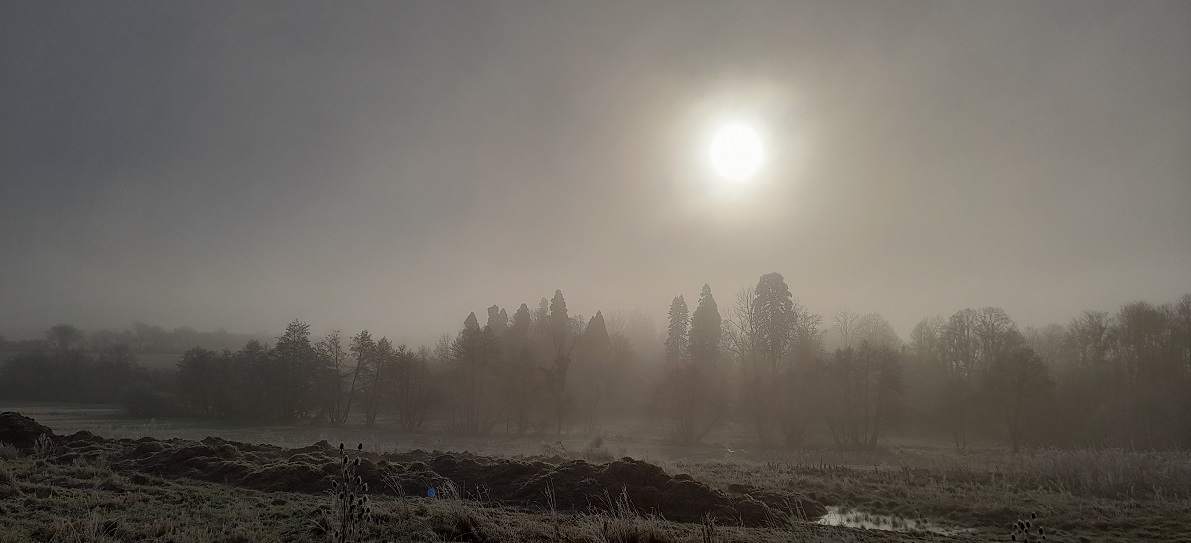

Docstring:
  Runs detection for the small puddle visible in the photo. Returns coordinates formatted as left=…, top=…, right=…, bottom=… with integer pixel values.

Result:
left=815, top=506, right=972, bottom=536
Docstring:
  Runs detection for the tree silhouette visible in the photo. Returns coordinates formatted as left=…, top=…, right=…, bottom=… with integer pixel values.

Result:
left=750, top=273, right=795, bottom=446
left=575, top=310, right=611, bottom=433
left=985, top=344, right=1052, bottom=452
left=940, top=308, right=979, bottom=448
left=46, top=324, right=84, bottom=352
left=665, top=295, right=690, bottom=364
left=452, top=312, right=500, bottom=434
left=347, top=330, right=375, bottom=425
left=545, top=290, right=580, bottom=435
left=317, top=330, right=350, bottom=425
left=689, top=285, right=721, bottom=369
left=503, top=303, right=539, bottom=435
left=660, top=285, right=728, bottom=444
left=272, top=320, right=319, bottom=423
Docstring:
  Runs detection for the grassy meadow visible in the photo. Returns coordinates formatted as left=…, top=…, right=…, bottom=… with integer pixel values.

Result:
left=2, top=403, right=1189, bottom=542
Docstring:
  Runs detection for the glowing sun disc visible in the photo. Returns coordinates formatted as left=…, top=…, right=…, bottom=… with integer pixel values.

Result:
left=710, top=124, right=763, bottom=181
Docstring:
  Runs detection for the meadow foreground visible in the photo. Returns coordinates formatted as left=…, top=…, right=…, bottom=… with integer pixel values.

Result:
left=1, top=410, right=1188, bottom=542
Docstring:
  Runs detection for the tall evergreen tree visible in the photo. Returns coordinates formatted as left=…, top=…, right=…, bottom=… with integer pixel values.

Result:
left=504, top=303, right=538, bottom=434
left=546, top=290, right=578, bottom=434
left=487, top=305, right=509, bottom=338
left=749, top=273, right=805, bottom=446
left=689, top=285, right=722, bottom=368
left=534, top=297, right=550, bottom=326
left=576, top=310, right=611, bottom=432
left=659, top=287, right=728, bottom=445
left=753, top=273, right=795, bottom=373
left=665, top=295, right=690, bottom=363
left=452, top=312, right=500, bottom=434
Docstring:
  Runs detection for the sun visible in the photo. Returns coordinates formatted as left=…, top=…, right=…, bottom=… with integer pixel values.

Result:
left=709, top=123, right=763, bottom=182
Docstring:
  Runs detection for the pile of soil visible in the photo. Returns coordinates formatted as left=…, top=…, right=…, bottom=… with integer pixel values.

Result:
left=0, top=412, right=55, bottom=449
left=3, top=413, right=824, bottom=526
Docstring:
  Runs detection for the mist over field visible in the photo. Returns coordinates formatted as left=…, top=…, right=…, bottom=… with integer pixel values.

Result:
left=2, top=1, right=1189, bottom=342
left=1, top=1, right=1189, bottom=542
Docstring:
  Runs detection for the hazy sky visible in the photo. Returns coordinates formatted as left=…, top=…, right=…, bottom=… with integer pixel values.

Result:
left=2, top=1, right=1188, bottom=344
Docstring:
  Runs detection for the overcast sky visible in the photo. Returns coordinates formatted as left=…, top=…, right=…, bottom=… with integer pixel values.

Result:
left=2, top=1, right=1188, bottom=344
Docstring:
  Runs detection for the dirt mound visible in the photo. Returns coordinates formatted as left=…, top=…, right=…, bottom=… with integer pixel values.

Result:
left=498, top=457, right=778, bottom=525
left=731, top=484, right=827, bottom=520
left=36, top=422, right=820, bottom=528
left=0, top=412, right=55, bottom=449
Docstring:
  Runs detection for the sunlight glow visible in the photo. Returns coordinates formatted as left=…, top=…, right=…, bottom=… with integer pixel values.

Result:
left=709, top=123, right=763, bottom=182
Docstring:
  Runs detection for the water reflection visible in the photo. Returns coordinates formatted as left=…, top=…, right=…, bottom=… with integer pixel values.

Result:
left=815, top=506, right=971, bottom=536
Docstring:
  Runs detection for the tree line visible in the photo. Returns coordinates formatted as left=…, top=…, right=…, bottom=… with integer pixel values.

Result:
left=0, top=322, right=270, bottom=355
left=2, top=278, right=1188, bottom=450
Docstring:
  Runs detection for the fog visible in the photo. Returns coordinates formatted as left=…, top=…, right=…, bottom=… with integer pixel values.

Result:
left=2, top=1, right=1188, bottom=342
left=4, top=5, right=1191, bottom=542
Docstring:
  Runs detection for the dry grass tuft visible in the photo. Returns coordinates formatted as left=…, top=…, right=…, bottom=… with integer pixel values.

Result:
left=46, top=510, right=123, bottom=543
left=32, top=434, right=54, bottom=460
left=0, top=442, right=18, bottom=462
left=593, top=487, right=673, bottom=543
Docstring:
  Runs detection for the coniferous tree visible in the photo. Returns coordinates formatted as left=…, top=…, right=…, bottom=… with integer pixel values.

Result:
left=660, top=285, right=728, bottom=444
left=748, top=273, right=795, bottom=445
left=665, top=295, right=690, bottom=364
left=689, top=285, right=721, bottom=368
left=545, top=290, right=579, bottom=435
left=452, top=312, right=500, bottom=434
left=487, top=305, right=509, bottom=338
left=753, top=274, right=794, bottom=373
left=534, top=297, right=550, bottom=326
left=576, top=310, right=611, bottom=433
left=504, top=303, right=540, bottom=434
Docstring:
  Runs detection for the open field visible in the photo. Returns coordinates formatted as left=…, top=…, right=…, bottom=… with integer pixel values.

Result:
left=3, top=404, right=1190, bottom=542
